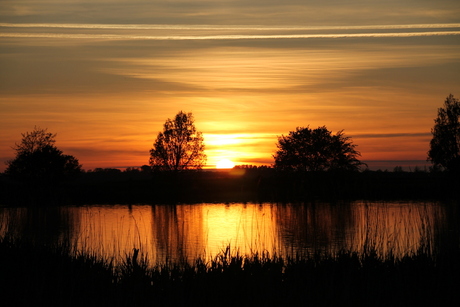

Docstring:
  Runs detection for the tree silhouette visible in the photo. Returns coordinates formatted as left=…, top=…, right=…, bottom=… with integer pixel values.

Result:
left=5, top=127, right=82, bottom=182
left=274, top=126, right=364, bottom=172
left=149, top=111, right=206, bottom=172
left=428, top=94, right=460, bottom=173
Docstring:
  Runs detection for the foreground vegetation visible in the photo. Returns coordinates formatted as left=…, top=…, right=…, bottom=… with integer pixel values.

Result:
left=1, top=237, right=459, bottom=307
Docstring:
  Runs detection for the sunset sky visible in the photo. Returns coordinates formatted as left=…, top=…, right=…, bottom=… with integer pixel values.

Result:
left=1, top=0, right=459, bottom=171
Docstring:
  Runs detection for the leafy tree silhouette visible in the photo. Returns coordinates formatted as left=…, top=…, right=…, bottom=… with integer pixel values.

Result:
left=5, top=127, right=81, bottom=183
left=428, top=94, right=460, bottom=173
left=274, top=126, right=364, bottom=172
left=149, top=111, right=206, bottom=172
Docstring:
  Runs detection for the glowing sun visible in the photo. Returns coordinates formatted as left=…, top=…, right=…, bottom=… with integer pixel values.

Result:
left=216, top=159, right=235, bottom=169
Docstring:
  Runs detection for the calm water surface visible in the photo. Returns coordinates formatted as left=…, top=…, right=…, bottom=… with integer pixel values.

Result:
left=0, top=201, right=457, bottom=265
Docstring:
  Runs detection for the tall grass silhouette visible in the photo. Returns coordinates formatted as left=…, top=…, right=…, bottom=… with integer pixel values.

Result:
left=1, top=234, right=459, bottom=306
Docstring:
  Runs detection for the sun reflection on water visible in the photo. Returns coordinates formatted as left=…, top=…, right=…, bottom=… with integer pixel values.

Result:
left=0, top=201, right=451, bottom=266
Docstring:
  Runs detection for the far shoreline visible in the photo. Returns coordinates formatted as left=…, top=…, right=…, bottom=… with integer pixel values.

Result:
left=1, top=168, right=458, bottom=206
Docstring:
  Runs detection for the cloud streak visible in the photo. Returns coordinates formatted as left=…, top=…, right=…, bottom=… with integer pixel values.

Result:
left=2, top=23, right=460, bottom=30
left=2, top=31, right=459, bottom=40
left=2, top=23, right=460, bottom=40
left=354, top=133, right=432, bottom=138
left=1, top=18, right=458, bottom=170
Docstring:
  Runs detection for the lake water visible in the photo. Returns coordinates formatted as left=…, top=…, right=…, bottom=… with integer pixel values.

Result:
left=0, top=201, right=457, bottom=265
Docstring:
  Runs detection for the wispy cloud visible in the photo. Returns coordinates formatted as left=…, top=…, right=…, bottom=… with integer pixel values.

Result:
left=1, top=23, right=459, bottom=40
left=1, top=19, right=457, bottom=170
left=2, top=23, right=460, bottom=30
left=2, top=31, right=459, bottom=40
left=355, top=133, right=431, bottom=138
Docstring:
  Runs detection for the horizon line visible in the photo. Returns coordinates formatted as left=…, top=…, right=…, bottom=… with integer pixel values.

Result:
left=91, top=160, right=430, bottom=169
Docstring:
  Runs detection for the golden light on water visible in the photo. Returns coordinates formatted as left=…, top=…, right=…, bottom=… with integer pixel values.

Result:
left=202, top=204, right=277, bottom=257
left=76, top=205, right=154, bottom=259
left=0, top=202, right=450, bottom=266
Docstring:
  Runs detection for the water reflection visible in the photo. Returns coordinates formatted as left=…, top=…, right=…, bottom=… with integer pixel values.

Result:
left=275, top=203, right=354, bottom=256
left=76, top=205, right=153, bottom=260
left=0, top=202, right=455, bottom=265
left=0, top=206, right=79, bottom=248
left=350, top=202, right=442, bottom=258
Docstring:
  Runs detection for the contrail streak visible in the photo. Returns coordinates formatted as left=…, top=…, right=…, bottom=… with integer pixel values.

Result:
left=1, top=23, right=460, bottom=31
left=1, top=31, right=459, bottom=40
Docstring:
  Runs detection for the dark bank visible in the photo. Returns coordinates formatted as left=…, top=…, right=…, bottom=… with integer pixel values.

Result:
left=1, top=167, right=459, bottom=206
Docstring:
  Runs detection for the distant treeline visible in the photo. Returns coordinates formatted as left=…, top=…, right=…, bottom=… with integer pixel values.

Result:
left=1, top=167, right=458, bottom=206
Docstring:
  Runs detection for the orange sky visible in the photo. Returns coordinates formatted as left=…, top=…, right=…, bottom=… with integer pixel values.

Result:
left=1, top=1, right=460, bottom=171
